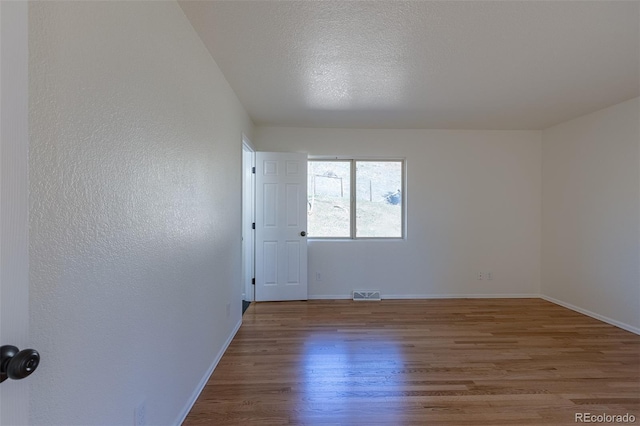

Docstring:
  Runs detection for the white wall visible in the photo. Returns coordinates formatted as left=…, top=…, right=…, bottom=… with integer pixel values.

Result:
left=28, top=2, right=253, bottom=425
left=0, top=2, right=30, bottom=424
left=256, top=128, right=542, bottom=299
left=541, top=97, right=640, bottom=333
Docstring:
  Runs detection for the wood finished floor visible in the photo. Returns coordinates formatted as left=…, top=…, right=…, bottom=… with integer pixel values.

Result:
left=184, top=299, right=639, bottom=425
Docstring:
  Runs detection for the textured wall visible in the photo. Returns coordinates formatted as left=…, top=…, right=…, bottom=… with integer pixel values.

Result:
left=542, top=97, right=640, bottom=332
left=256, top=127, right=542, bottom=299
left=29, top=2, right=253, bottom=424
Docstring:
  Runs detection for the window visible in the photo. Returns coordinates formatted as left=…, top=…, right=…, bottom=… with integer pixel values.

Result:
left=308, top=159, right=404, bottom=238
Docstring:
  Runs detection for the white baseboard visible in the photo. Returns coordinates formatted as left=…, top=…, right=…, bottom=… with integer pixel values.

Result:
left=383, top=293, right=539, bottom=299
left=309, top=293, right=539, bottom=300
left=541, top=295, right=640, bottom=335
left=174, top=318, right=243, bottom=425
left=308, top=294, right=351, bottom=300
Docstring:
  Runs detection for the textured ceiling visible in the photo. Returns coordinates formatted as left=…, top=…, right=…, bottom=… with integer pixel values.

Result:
left=179, top=1, right=639, bottom=130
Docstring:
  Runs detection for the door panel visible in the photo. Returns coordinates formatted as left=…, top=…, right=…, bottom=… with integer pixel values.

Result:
left=255, top=152, right=308, bottom=301
left=263, top=183, right=277, bottom=227
left=285, top=184, right=301, bottom=226
left=285, top=242, right=300, bottom=284
left=263, top=241, right=278, bottom=285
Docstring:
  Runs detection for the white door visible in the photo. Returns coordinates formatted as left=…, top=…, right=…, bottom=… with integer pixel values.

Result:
left=255, top=152, right=308, bottom=301
left=0, top=2, right=31, bottom=424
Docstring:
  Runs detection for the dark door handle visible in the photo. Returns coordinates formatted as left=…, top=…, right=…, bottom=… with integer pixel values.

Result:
left=1, top=345, right=40, bottom=383
left=300, top=231, right=307, bottom=237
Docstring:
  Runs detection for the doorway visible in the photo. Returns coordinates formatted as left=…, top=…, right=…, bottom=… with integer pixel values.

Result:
left=241, top=136, right=255, bottom=313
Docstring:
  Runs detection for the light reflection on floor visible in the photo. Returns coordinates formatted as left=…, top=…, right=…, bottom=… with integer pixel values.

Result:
left=297, top=331, right=406, bottom=424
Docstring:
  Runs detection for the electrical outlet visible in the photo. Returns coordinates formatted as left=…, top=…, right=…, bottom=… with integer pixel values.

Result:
left=316, top=272, right=322, bottom=281
left=477, top=272, right=484, bottom=280
left=134, top=400, right=146, bottom=426
left=226, top=302, right=231, bottom=318
left=486, top=272, right=493, bottom=280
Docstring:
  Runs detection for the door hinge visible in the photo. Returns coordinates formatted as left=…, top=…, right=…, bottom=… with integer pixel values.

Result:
left=252, top=278, right=255, bottom=285
left=252, top=166, right=256, bottom=174
left=252, top=222, right=255, bottom=230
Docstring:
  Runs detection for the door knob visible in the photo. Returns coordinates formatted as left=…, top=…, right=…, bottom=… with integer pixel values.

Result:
left=1, top=345, right=40, bottom=383
left=300, top=231, right=307, bottom=237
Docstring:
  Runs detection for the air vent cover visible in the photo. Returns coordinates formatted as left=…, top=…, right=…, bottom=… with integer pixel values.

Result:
left=352, top=291, right=381, bottom=301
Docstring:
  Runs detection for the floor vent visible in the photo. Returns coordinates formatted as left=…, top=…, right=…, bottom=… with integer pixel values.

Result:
left=352, top=291, right=381, bottom=301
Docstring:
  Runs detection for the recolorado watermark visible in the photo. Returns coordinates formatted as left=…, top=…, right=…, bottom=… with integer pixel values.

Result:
left=575, top=413, right=636, bottom=423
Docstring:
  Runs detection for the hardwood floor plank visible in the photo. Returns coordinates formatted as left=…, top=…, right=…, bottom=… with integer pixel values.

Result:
left=184, top=299, right=639, bottom=425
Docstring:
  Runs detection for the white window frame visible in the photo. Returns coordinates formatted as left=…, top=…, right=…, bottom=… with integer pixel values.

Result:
left=308, top=157, right=406, bottom=240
